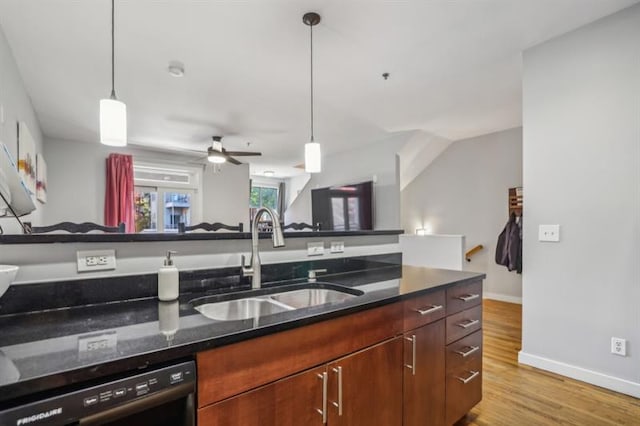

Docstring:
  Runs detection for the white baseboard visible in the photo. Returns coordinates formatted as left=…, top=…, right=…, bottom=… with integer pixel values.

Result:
left=518, top=351, right=640, bottom=398
left=483, top=292, right=522, bottom=304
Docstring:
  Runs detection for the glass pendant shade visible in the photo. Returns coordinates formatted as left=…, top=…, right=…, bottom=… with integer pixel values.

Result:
left=100, top=98, right=127, bottom=147
left=305, top=141, right=321, bottom=173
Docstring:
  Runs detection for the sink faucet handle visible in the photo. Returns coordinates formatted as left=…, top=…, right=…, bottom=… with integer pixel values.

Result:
left=240, top=254, right=253, bottom=278
left=308, top=268, right=328, bottom=282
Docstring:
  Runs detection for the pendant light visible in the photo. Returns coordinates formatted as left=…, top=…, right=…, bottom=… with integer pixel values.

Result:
left=100, top=0, right=127, bottom=146
left=303, top=12, right=321, bottom=173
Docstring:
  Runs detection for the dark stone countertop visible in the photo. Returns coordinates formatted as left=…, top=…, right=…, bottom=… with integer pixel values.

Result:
left=0, top=229, right=403, bottom=244
left=0, top=265, right=484, bottom=405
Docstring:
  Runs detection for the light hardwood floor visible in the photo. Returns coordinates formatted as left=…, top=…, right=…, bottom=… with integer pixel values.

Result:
left=455, top=300, right=640, bottom=426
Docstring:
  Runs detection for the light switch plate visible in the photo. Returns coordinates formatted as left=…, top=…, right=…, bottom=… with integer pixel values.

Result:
left=307, top=242, right=324, bottom=256
left=77, top=249, right=116, bottom=272
left=538, top=224, right=560, bottom=242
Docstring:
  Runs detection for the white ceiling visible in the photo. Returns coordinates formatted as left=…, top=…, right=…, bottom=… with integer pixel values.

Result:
left=0, top=0, right=637, bottom=177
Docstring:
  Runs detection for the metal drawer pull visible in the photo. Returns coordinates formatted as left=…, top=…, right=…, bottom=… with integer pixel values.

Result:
left=331, top=366, right=343, bottom=416
left=456, top=293, right=480, bottom=302
left=456, top=370, right=480, bottom=384
left=404, top=335, right=416, bottom=376
left=416, top=304, right=443, bottom=315
left=457, top=319, right=480, bottom=329
left=316, top=372, right=328, bottom=424
left=455, top=345, right=480, bottom=358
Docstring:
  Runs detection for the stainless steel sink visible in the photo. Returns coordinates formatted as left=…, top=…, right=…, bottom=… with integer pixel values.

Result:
left=269, top=288, right=360, bottom=309
left=190, top=282, right=364, bottom=321
left=194, top=298, right=294, bottom=321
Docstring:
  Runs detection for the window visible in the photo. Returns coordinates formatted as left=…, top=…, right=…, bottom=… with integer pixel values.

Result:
left=249, top=184, right=279, bottom=221
left=133, top=163, right=202, bottom=233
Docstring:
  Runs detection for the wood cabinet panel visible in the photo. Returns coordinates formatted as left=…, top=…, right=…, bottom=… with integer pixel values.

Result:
left=446, top=330, right=482, bottom=374
left=445, top=280, right=482, bottom=315
left=198, top=366, right=326, bottom=426
left=403, top=319, right=446, bottom=426
left=197, top=302, right=403, bottom=407
left=403, top=289, right=446, bottom=332
left=445, top=356, right=482, bottom=425
left=328, top=338, right=403, bottom=426
left=445, top=305, right=482, bottom=345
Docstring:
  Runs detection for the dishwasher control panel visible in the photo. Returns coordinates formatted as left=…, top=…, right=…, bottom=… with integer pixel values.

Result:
left=0, top=361, right=195, bottom=426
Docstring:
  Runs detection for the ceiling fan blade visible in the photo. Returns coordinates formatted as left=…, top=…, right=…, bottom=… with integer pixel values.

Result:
left=294, top=163, right=305, bottom=169
left=224, top=151, right=262, bottom=156
left=226, top=156, right=242, bottom=165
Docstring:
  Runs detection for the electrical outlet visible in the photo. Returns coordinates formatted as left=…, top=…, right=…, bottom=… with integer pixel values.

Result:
left=77, top=250, right=116, bottom=272
left=611, top=337, right=627, bottom=356
left=330, top=241, right=345, bottom=253
left=307, top=242, right=324, bottom=256
left=538, top=224, right=560, bottom=242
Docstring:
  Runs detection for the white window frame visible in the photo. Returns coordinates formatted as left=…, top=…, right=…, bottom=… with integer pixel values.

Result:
left=133, top=161, right=203, bottom=232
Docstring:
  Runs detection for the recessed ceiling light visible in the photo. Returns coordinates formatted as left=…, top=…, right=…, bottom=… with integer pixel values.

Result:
left=264, top=171, right=275, bottom=177
left=168, top=61, right=185, bottom=77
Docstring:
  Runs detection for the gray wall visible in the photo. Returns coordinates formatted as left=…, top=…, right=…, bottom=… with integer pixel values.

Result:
left=286, top=132, right=411, bottom=230
left=0, top=25, right=45, bottom=231
left=44, top=138, right=250, bottom=229
left=401, top=127, right=523, bottom=301
left=521, top=4, right=639, bottom=396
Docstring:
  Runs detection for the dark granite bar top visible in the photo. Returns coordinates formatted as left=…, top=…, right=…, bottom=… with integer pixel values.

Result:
left=0, top=229, right=403, bottom=244
left=0, top=262, right=483, bottom=406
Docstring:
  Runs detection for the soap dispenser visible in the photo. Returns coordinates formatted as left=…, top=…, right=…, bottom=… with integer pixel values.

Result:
left=158, top=250, right=179, bottom=301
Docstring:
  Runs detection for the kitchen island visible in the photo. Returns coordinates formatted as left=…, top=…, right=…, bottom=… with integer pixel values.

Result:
left=0, top=255, right=484, bottom=425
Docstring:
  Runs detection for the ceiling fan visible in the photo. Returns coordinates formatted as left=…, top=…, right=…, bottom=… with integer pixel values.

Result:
left=195, top=136, right=262, bottom=165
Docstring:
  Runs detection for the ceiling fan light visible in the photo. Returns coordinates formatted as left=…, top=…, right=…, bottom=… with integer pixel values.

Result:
left=99, top=98, right=127, bottom=146
left=208, top=152, right=226, bottom=164
left=305, top=142, right=321, bottom=173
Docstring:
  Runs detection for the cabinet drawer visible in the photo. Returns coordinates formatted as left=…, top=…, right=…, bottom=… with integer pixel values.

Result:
left=446, top=330, right=482, bottom=374
left=445, top=356, right=482, bottom=425
left=446, top=280, right=482, bottom=315
left=403, top=290, right=446, bottom=331
left=445, top=305, right=482, bottom=345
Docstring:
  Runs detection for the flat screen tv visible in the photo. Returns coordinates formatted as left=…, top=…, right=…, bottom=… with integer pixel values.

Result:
left=311, top=181, right=373, bottom=231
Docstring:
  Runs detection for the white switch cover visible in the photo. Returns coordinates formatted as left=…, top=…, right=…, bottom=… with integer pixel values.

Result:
left=330, top=241, right=345, bottom=253
left=77, top=249, right=116, bottom=272
left=307, top=242, right=324, bottom=256
left=538, top=224, right=560, bottom=242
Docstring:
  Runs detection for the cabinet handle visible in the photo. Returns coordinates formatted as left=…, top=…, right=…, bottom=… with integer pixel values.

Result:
left=415, top=304, right=443, bottom=315
left=404, top=335, right=416, bottom=376
left=316, top=372, right=328, bottom=424
left=456, top=370, right=480, bottom=384
left=456, top=293, right=480, bottom=302
left=454, top=345, right=480, bottom=358
left=456, top=319, right=480, bottom=329
left=331, top=366, right=343, bottom=416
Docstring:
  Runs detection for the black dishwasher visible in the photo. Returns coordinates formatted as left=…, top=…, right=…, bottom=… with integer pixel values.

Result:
left=0, top=361, right=196, bottom=426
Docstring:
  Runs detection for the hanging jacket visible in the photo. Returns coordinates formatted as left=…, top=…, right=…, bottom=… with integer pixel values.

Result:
left=495, top=213, right=522, bottom=273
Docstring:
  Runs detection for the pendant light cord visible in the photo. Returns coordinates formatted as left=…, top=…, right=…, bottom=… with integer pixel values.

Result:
left=309, top=22, right=314, bottom=143
left=110, top=0, right=116, bottom=99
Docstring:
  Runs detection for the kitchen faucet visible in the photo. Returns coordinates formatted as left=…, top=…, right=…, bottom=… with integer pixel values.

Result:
left=241, top=207, right=285, bottom=289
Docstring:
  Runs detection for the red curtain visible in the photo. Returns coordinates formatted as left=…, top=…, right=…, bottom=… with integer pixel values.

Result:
left=104, top=153, right=135, bottom=233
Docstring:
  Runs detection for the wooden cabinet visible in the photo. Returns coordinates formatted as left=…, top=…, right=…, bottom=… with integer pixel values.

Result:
left=327, top=338, right=403, bottom=426
left=403, top=319, right=446, bottom=426
left=198, top=366, right=326, bottom=426
left=445, top=280, right=483, bottom=425
left=198, top=339, right=403, bottom=426
left=196, top=278, right=483, bottom=426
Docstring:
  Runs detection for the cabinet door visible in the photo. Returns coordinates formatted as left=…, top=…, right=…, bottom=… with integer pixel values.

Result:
left=198, top=366, right=326, bottom=426
left=327, top=338, right=403, bottom=426
left=404, top=319, right=446, bottom=426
